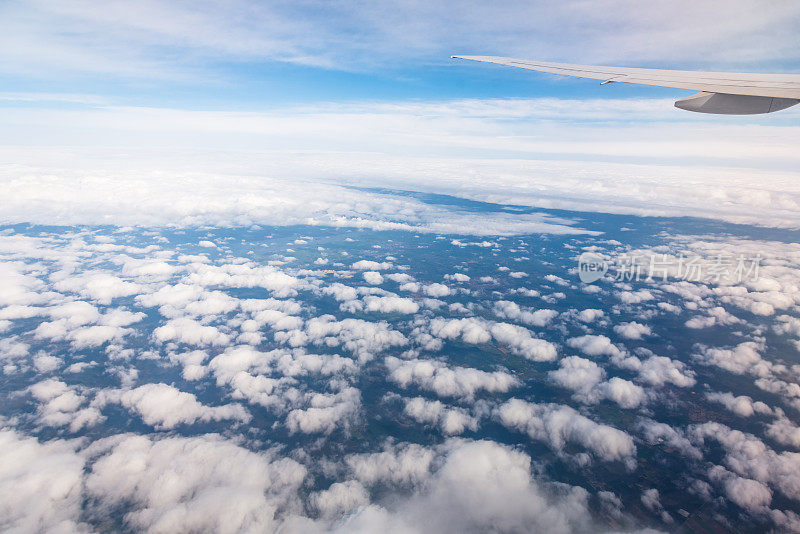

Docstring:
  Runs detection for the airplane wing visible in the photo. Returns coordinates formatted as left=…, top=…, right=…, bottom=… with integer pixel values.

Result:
left=451, top=55, right=800, bottom=115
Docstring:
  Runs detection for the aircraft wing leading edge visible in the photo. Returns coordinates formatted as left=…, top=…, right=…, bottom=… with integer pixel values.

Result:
left=452, top=55, right=800, bottom=115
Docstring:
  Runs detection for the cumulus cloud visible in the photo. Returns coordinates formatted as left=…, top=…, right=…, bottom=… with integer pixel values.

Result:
left=635, top=355, right=696, bottom=388
left=85, top=433, right=307, bottom=533
left=0, top=429, right=86, bottom=533
left=693, top=342, right=773, bottom=377
left=386, top=357, right=518, bottom=399
left=496, top=399, right=636, bottom=463
left=311, top=480, right=369, bottom=519
left=362, top=295, right=419, bottom=314
left=4, top=190, right=800, bottom=533
left=429, top=317, right=557, bottom=361
left=94, top=383, right=251, bottom=429
left=169, top=349, right=210, bottom=381
left=322, top=282, right=358, bottom=302
left=577, top=309, right=604, bottom=323
left=638, top=420, right=702, bottom=460
left=153, top=317, right=231, bottom=347
left=185, top=262, right=300, bottom=297
left=362, top=271, right=384, bottom=285
left=335, top=439, right=596, bottom=534
left=422, top=283, right=451, bottom=297
left=566, top=335, right=624, bottom=358
left=52, top=272, right=143, bottom=305
left=346, top=442, right=435, bottom=487
left=28, top=379, right=104, bottom=432
left=488, top=322, right=558, bottom=361
left=548, top=357, right=646, bottom=408
left=429, top=317, right=491, bottom=344
left=352, top=260, right=392, bottom=271
left=691, top=422, right=800, bottom=505
left=613, top=321, right=652, bottom=340
left=403, top=397, right=479, bottom=435
left=708, top=466, right=773, bottom=513
left=286, top=387, right=361, bottom=435
left=287, top=315, right=407, bottom=362
left=705, top=392, right=772, bottom=418
left=493, top=300, right=558, bottom=327
left=766, top=418, right=800, bottom=449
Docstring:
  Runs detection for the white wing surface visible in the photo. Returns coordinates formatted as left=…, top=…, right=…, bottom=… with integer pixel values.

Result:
left=452, top=55, right=800, bottom=115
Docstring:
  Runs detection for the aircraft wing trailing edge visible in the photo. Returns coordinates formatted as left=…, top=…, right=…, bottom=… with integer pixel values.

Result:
left=452, top=55, right=800, bottom=115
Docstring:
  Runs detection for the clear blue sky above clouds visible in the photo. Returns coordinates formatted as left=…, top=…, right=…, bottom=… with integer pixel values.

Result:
left=2, top=0, right=799, bottom=108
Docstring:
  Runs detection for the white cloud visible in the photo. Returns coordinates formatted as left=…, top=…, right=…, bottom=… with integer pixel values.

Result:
left=691, top=422, right=800, bottom=505
left=362, top=296, right=419, bottom=314
left=0, top=429, right=86, bottom=533
left=346, top=442, right=435, bottom=487
left=403, top=397, right=478, bottom=435
left=705, top=392, right=772, bottom=418
left=613, top=321, right=651, bottom=340
left=566, top=335, right=624, bottom=358
left=29, top=378, right=104, bottom=432
left=4, top=94, right=800, bottom=233
left=496, top=399, right=636, bottom=463
left=577, top=309, right=604, bottom=323
left=336, top=439, right=597, bottom=534
left=311, top=480, right=369, bottom=519
left=322, top=282, right=358, bottom=302
left=362, top=271, right=384, bottom=285
left=169, top=349, right=210, bottom=381
left=52, top=272, right=142, bottom=305
left=120, top=258, right=176, bottom=279
left=488, top=323, right=558, bottom=362
left=351, top=260, right=392, bottom=271
left=493, top=300, right=557, bottom=327
left=638, top=420, right=702, bottom=460
left=422, top=283, right=450, bottom=297
left=95, top=383, right=251, bottom=429
left=597, top=377, right=646, bottom=409
left=766, top=418, right=800, bottom=449
left=548, top=357, right=646, bottom=409
left=429, top=317, right=557, bottom=361
left=286, top=387, right=361, bottom=435
left=136, top=282, right=204, bottom=309
left=429, top=317, right=491, bottom=344
left=616, top=290, right=655, bottom=305
left=85, top=433, right=307, bottom=533
left=693, top=342, right=772, bottom=377
left=294, top=315, right=407, bottom=362
left=153, top=317, right=231, bottom=347
left=32, top=352, right=62, bottom=373
left=548, top=356, right=604, bottom=397
left=708, top=466, right=772, bottom=513
left=641, top=488, right=665, bottom=515
left=185, top=262, right=300, bottom=297
left=635, top=355, right=696, bottom=388
left=386, top=357, right=518, bottom=399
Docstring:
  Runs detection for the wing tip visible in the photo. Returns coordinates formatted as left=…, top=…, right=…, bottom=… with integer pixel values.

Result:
left=451, top=55, right=486, bottom=62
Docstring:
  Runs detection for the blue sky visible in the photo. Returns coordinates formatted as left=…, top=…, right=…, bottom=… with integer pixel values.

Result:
left=1, top=0, right=799, bottom=107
